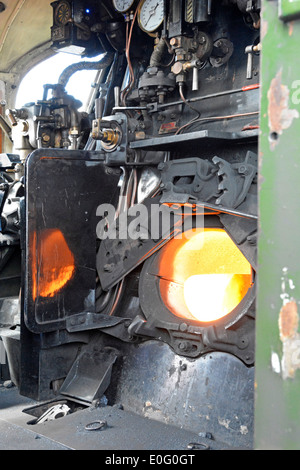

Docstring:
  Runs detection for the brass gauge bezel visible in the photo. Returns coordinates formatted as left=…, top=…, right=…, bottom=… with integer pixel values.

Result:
left=137, top=0, right=164, bottom=35
left=112, top=0, right=136, bottom=13
left=54, top=1, right=72, bottom=26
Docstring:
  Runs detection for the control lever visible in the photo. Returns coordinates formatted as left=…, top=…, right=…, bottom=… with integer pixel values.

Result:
left=192, top=65, right=199, bottom=92
left=114, top=86, right=120, bottom=108
left=172, top=59, right=201, bottom=91
left=190, top=59, right=202, bottom=91
left=95, top=97, right=105, bottom=119
left=245, top=43, right=261, bottom=80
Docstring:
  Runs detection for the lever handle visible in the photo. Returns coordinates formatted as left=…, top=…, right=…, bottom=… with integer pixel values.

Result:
left=192, top=66, right=199, bottom=91
left=245, top=45, right=254, bottom=80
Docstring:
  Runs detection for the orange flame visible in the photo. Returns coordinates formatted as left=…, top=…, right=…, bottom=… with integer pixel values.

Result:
left=159, top=228, right=252, bottom=323
left=31, top=229, right=75, bottom=301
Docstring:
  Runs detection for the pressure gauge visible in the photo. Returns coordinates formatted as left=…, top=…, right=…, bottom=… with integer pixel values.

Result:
left=138, top=0, right=164, bottom=33
left=112, top=0, right=136, bottom=13
left=54, top=1, right=72, bottom=25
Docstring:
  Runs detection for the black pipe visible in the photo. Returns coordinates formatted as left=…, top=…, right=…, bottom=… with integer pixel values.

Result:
left=57, top=53, right=114, bottom=88
left=154, top=84, right=260, bottom=111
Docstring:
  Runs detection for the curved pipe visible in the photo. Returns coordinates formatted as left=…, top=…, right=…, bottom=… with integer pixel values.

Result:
left=58, top=52, right=114, bottom=88
left=149, top=37, right=167, bottom=68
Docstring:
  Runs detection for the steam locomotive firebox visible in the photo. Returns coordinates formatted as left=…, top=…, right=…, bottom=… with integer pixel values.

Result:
left=0, top=0, right=260, bottom=449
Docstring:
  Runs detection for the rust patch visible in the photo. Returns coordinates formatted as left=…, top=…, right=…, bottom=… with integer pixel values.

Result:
left=267, top=69, right=299, bottom=149
left=279, top=301, right=300, bottom=379
left=279, top=301, right=299, bottom=341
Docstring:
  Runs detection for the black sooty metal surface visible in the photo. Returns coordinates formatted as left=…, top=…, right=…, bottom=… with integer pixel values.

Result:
left=107, top=342, right=254, bottom=449
left=0, top=380, right=232, bottom=450
left=24, top=148, right=120, bottom=334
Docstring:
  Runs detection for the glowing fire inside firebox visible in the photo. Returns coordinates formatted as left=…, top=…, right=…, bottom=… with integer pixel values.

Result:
left=159, top=228, right=252, bottom=323
left=31, top=229, right=75, bottom=301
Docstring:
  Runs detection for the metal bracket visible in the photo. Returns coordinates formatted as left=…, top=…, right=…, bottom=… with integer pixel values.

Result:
left=59, top=347, right=119, bottom=406
left=66, top=312, right=134, bottom=342
left=66, top=312, right=130, bottom=332
left=159, top=157, right=219, bottom=205
left=98, top=112, right=128, bottom=166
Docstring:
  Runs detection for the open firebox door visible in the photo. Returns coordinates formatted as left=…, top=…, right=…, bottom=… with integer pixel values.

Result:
left=0, top=0, right=260, bottom=450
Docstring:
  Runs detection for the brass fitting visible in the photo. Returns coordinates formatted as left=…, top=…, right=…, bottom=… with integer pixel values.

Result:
left=92, top=118, right=121, bottom=151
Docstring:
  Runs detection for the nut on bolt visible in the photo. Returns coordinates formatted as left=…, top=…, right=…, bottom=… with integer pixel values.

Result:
left=179, top=322, right=188, bottom=332
left=178, top=341, right=192, bottom=352
left=103, top=263, right=114, bottom=273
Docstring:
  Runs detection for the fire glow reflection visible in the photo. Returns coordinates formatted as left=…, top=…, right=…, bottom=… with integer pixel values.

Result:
left=31, top=229, right=75, bottom=301
left=159, top=228, right=252, bottom=323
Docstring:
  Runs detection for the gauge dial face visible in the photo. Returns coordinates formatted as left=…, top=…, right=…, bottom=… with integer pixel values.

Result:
left=138, top=0, right=164, bottom=33
left=112, top=0, right=136, bottom=13
left=55, top=1, right=71, bottom=25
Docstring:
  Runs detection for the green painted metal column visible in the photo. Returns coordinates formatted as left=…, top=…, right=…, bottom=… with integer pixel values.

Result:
left=255, top=0, right=300, bottom=449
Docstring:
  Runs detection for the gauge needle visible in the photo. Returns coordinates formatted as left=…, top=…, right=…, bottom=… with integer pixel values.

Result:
left=144, top=3, right=159, bottom=27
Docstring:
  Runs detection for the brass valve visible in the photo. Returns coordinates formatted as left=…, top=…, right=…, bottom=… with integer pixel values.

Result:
left=92, top=118, right=121, bottom=151
left=171, top=59, right=201, bottom=90
left=99, top=128, right=120, bottom=146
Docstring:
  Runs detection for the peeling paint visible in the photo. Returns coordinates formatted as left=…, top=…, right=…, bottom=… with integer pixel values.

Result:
left=218, top=418, right=230, bottom=429
left=271, top=351, right=281, bottom=374
left=240, top=425, right=248, bottom=435
left=279, top=301, right=300, bottom=380
left=276, top=268, right=300, bottom=379
left=280, top=267, right=295, bottom=305
left=289, top=279, right=296, bottom=290
left=267, top=69, right=299, bottom=149
left=279, top=301, right=298, bottom=341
